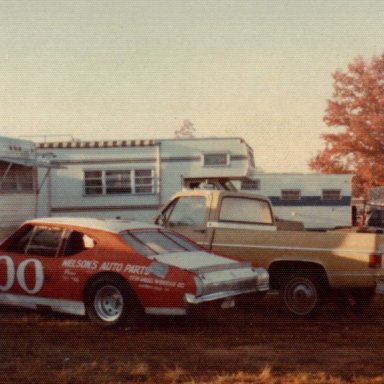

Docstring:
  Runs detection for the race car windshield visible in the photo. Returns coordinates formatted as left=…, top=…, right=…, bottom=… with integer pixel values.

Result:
left=120, top=229, right=201, bottom=257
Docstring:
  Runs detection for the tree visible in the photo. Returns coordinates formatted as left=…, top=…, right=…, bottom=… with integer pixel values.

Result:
left=174, top=120, right=196, bottom=139
left=309, top=54, right=384, bottom=197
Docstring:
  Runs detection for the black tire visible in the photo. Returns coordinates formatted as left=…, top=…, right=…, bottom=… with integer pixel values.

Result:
left=336, top=288, right=375, bottom=312
left=282, top=272, right=324, bottom=316
left=85, top=276, right=141, bottom=328
left=352, top=288, right=375, bottom=310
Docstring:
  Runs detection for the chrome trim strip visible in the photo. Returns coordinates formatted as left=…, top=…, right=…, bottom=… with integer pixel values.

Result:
left=208, top=221, right=277, bottom=231
left=328, top=272, right=383, bottom=277
left=184, top=284, right=269, bottom=305
left=200, top=242, right=383, bottom=255
left=190, top=262, right=252, bottom=274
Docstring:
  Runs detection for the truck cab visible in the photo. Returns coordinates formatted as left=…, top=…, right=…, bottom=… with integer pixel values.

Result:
left=155, top=189, right=276, bottom=251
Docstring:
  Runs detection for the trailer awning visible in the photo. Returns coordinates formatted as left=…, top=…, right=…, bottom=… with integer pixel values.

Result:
left=0, top=156, right=65, bottom=169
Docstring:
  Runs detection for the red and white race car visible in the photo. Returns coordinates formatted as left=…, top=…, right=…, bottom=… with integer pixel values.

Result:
left=0, top=217, right=269, bottom=327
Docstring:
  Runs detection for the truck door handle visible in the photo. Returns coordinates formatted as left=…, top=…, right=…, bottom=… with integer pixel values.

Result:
left=193, top=229, right=206, bottom=234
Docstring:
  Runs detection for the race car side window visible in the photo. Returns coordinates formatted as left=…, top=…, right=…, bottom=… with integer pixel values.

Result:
left=3, top=224, right=34, bottom=253
left=61, top=232, right=96, bottom=256
left=4, top=226, right=95, bottom=257
left=25, top=227, right=66, bottom=257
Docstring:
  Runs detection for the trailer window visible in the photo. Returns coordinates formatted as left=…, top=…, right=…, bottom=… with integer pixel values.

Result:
left=241, top=179, right=260, bottom=191
left=84, top=169, right=155, bottom=195
left=0, top=163, right=35, bottom=193
left=106, top=170, right=132, bottom=194
left=322, top=189, right=342, bottom=200
left=135, top=170, right=154, bottom=193
left=84, top=171, right=103, bottom=195
left=281, top=189, right=301, bottom=201
left=202, top=153, right=229, bottom=167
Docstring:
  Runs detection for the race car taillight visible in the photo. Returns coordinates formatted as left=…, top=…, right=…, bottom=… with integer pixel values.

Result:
left=369, top=253, right=382, bottom=269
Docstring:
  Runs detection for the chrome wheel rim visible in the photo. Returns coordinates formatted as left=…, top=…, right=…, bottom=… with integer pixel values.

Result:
left=94, top=285, right=124, bottom=322
left=284, top=277, right=317, bottom=316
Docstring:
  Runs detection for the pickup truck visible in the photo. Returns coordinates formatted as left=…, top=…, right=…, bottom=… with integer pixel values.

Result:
left=154, top=189, right=384, bottom=316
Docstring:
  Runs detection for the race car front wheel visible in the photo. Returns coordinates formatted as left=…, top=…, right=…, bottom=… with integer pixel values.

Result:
left=85, top=277, right=141, bottom=328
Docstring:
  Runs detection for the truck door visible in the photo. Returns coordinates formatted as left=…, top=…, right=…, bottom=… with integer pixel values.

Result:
left=155, top=195, right=213, bottom=250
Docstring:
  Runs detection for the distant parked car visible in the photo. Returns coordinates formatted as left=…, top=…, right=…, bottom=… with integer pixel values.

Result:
left=0, top=217, right=269, bottom=328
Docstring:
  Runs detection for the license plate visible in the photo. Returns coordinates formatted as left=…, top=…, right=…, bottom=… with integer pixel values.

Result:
left=376, top=280, right=384, bottom=294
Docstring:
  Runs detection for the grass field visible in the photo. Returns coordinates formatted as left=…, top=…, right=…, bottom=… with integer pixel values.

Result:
left=2, top=294, right=384, bottom=384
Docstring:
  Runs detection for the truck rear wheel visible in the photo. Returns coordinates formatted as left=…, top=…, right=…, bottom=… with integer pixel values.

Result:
left=336, top=287, right=375, bottom=312
left=351, top=288, right=375, bottom=310
left=282, top=273, right=324, bottom=316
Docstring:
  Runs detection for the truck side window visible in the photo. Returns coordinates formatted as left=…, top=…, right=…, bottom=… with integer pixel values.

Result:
left=220, top=197, right=273, bottom=225
left=166, top=197, right=206, bottom=227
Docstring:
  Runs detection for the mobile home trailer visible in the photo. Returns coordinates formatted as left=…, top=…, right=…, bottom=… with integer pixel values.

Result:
left=238, top=173, right=353, bottom=230
left=0, top=136, right=55, bottom=239
left=37, top=137, right=256, bottom=221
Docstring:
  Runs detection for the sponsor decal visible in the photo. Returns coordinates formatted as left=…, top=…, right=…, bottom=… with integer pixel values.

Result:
left=58, top=258, right=184, bottom=291
left=63, top=269, right=80, bottom=283
left=146, top=262, right=169, bottom=279
left=123, top=263, right=148, bottom=275
left=129, top=274, right=185, bottom=291
left=99, top=262, right=123, bottom=272
left=61, top=259, right=99, bottom=270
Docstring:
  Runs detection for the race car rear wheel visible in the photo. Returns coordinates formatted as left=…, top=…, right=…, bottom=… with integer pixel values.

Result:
left=85, top=277, right=141, bottom=328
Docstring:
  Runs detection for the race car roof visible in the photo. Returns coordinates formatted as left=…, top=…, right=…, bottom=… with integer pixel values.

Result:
left=26, top=217, right=160, bottom=234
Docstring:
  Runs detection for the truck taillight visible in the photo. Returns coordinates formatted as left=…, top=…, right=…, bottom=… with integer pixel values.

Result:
left=369, top=253, right=382, bottom=269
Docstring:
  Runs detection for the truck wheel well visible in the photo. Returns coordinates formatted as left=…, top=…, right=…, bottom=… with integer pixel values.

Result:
left=268, top=261, right=329, bottom=290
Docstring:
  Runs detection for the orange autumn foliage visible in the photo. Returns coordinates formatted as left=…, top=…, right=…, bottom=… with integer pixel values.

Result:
left=309, top=54, right=384, bottom=197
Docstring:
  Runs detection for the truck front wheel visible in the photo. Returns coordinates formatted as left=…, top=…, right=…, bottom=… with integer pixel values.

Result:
left=282, top=273, right=324, bottom=316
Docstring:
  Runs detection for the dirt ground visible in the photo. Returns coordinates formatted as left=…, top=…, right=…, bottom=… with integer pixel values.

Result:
left=2, top=294, right=384, bottom=384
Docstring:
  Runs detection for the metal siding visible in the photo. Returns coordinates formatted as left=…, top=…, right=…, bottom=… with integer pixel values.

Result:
left=0, top=194, right=36, bottom=240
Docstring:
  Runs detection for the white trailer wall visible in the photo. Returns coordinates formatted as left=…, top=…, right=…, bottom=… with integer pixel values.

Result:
left=239, top=173, right=353, bottom=230
left=0, top=136, right=38, bottom=239
left=37, top=137, right=254, bottom=222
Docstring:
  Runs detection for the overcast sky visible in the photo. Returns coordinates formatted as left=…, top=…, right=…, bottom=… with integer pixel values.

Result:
left=0, top=0, right=383, bottom=172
